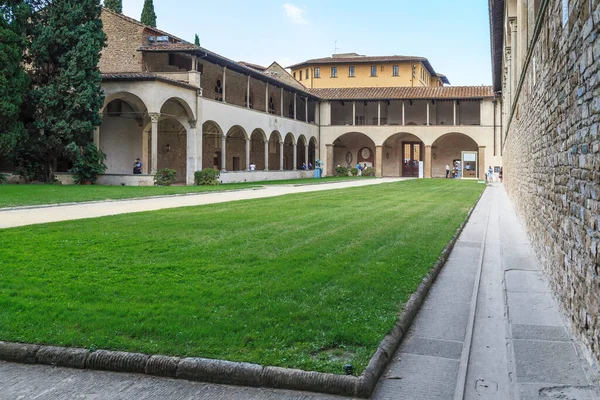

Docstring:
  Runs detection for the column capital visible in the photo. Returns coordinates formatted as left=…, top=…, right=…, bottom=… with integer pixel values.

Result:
left=221, top=133, right=228, bottom=139
left=245, top=137, right=250, bottom=142
left=149, top=113, right=161, bottom=122
left=508, top=17, right=517, bottom=31
left=505, top=46, right=512, bottom=58
left=188, top=119, right=197, bottom=129
left=326, top=143, right=334, bottom=148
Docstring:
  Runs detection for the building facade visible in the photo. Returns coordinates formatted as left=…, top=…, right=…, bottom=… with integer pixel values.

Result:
left=8, top=8, right=499, bottom=186
left=490, top=0, right=600, bottom=375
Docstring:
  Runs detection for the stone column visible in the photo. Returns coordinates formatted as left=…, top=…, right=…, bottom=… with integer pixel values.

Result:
left=246, top=75, right=250, bottom=109
left=93, top=126, right=100, bottom=149
left=424, top=145, right=432, bottom=178
left=453, top=100, right=457, bottom=126
left=378, top=102, right=381, bottom=126
left=305, top=97, right=308, bottom=122
left=150, top=113, right=160, bottom=173
left=402, top=101, right=405, bottom=126
left=478, top=146, right=486, bottom=180
left=221, top=134, right=227, bottom=172
left=265, top=83, right=269, bottom=113
left=426, top=101, right=430, bottom=126
left=279, top=141, right=284, bottom=171
left=375, top=145, right=383, bottom=178
left=245, top=138, right=250, bottom=171
left=292, top=143, right=297, bottom=170
left=305, top=143, right=309, bottom=168
left=187, top=120, right=197, bottom=185
left=142, top=128, right=149, bottom=174
left=222, top=66, right=227, bottom=104
left=294, top=93, right=297, bottom=120
left=352, top=101, right=356, bottom=125
left=264, top=141, right=269, bottom=171
left=280, top=88, right=284, bottom=117
left=326, top=144, right=334, bottom=176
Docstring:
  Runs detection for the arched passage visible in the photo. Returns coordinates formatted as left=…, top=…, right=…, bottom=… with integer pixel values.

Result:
left=202, top=120, right=223, bottom=170
left=332, top=132, right=376, bottom=169
left=309, top=137, right=317, bottom=168
left=382, top=132, right=425, bottom=177
left=250, top=128, right=267, bottom=170
left=100, top=92, right=148, bottom=175
left=283, top=133, right=295, bottom=170
left=226, top=125, right=248, bottom=171
left=431, top=132, right=479, bottom=178
left=158, top=99, right=191, bottom=182
left=297, top=135, right=307, bottom=169
left=269, top=131, right=282, bottom=170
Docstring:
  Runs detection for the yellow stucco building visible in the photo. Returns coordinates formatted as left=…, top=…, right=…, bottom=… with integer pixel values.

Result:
left=288, top=53, right=449, bottom=89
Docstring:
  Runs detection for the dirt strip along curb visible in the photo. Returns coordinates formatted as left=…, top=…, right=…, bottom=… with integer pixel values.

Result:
left=0, top=189, right=484, bottom=398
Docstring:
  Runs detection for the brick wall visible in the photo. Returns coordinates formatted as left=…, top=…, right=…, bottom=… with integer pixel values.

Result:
left=99, top=9, right=144, bottom=73
left=504, top=0, right=600, bottom=372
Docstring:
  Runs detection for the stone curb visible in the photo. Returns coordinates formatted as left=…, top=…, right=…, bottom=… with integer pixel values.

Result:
left=0, top=190, right=483, bottom=398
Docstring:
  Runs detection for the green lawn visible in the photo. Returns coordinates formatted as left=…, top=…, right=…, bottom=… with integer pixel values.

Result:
left=0, top=180, right=483, bottom=375
left=0, top=176, right=372, bottom=208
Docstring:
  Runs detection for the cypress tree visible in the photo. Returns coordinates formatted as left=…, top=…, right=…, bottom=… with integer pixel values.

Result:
left=194, top=33, right=200, bottom=46
left=140, top=0, right=156, bottom=27
left=103, top=0, right=121, bottom=13
left=0, top=1, right=30, bottom=157
left=28, top=0, right=107, bottom=181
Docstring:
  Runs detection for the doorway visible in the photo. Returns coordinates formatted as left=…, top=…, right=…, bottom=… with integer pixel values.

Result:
left=402, top=142, right=423, bottom=177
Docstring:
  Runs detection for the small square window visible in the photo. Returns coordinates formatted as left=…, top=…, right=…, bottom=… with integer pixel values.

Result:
left=349, top=66, right=355, bottom=77
left=371, top=66, right=377, bottom=77
left=331, top=67, right=337, bottom=78
left=314, top=67, right=320, bottom=78
left=393, top=65, right=399, bottom=76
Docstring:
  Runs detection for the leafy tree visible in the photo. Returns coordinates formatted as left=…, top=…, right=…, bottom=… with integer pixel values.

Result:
left=0, top=1, right=30, bottom=157
left=103, top=0, right=121, bottom=13
left=194, top=33, right=200, bottom=46
left=28, top=0, right=107, bottom=181
left=140, top=0, right=155, bottom=27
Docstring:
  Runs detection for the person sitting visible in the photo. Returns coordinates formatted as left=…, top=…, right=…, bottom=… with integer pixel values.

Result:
left=301, top=162, right=307, bottom=170
left=133, top=158, right=142, bottom=174
left=249, top=162, right=256, bottom=171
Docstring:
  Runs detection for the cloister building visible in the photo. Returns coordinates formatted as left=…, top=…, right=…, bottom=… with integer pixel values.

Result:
left=76, top=9, right=502, bottom=185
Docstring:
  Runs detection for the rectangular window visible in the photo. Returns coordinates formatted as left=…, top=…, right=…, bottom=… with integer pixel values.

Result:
left=314, top=67, right=320, bottom=78
left=349, top=66, right=355, bottom=77
left=393, top=65, right=399, bottom=76
left=371, top=66, right=377, bottom=77
left=300, top=70, right=303, bottom=81
left=331, top=67, right=337, bottom=77
left=293, top=72, right=297, bottom=79
left=306, top=68, right=309, bottom=79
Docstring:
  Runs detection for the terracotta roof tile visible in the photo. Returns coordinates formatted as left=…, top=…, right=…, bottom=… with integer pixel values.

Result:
left=307, top=86, right=494, bottom=100
left=139, top=43, right=200, bottom=51
left=288, top=55, right=428, bottom=68
left=101, top=72, right=198, bottom=90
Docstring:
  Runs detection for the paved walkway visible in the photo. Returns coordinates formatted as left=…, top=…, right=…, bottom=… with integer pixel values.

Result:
left=0, top=178, right=406, bottom=229
left=0, top=183, right=598, bottom=399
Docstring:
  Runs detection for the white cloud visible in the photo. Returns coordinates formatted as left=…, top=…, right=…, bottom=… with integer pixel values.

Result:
left=283, top=3, right=308, bottom=24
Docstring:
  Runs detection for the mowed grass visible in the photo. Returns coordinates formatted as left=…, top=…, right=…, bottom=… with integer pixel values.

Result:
left=0, top=180, right=483, bottom=374
left=0, top=176, right=372, bottom=208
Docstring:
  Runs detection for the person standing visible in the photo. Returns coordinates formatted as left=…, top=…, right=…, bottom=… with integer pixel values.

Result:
left=499, top=167, right=503, bottom=183
left=445, top=164, right=450, bottom=179
left=488, top=166, right=494, bottom=184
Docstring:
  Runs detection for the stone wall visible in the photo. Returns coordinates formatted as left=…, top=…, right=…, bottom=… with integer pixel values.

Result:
left=503, top=0, right=600, bottom=373
left=99, top=9, right=144, bottom=73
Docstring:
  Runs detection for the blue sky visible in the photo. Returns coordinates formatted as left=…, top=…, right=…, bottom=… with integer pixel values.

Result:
left=118, top=1, right=492, bottom=86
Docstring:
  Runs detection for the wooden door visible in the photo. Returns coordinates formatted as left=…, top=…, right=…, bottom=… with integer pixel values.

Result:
left=402, top=142, right=423, bottom=177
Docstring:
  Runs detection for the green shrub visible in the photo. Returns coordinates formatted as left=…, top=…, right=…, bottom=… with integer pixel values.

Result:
left=0, top=173, right=7, bottom=184
left=350, top=168, right=358, bottom=176
left=194, top=168, right=220, bottom=186
left=66, top=142, right=107, bottom=184
left=335, top=166, right=349, bottom=177
left=154, top=168, right=177, bottom=186
left=363, top=167, right=375, bottom=177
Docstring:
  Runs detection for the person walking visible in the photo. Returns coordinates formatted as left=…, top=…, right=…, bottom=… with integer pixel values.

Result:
left=445, top=164, right=450, bottom=179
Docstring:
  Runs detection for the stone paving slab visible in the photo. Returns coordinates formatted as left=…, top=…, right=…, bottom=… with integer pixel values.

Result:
left=512, top=324, right=571, bottom=342
left=399, top=337, right=463, bottom=360
left=518, top=383, right=599, bottom=400
left=407, top=299, right=471, bottom=342
left=507, top=291, right=564, bottom=326
left=505, top=270, right=549, bottom=293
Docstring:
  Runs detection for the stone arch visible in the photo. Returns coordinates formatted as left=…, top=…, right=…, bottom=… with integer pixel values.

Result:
left=269, top=131, right=282, bottom=170
left=332, top=132, right=376, bottom=169
left=226, top=125, right=248, bottom=171
left=308, top=137, right=318, bottom=168
left=431, top=132, right=479, bottom=178
left=154, top=117, right=187, bottom=182
left=99, top=92, right=149, bottom=175
left=250, top=128, right=267, bottom=170
left=297, top=134, right=308, bottom=170
left=382, top=132, right=425, bottom=177
left=202, top=120, right=224, bottom=170
left=159, top=97, right=195, bottom=122
left=283, top=132, right=295, bottom=170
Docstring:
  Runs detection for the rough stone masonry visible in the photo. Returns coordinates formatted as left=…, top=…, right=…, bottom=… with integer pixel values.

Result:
left=503, top=0, right=600, bottom=377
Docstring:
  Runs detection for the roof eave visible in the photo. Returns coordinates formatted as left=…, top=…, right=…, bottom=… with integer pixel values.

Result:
left=489, top=0, right=505, bottom=93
